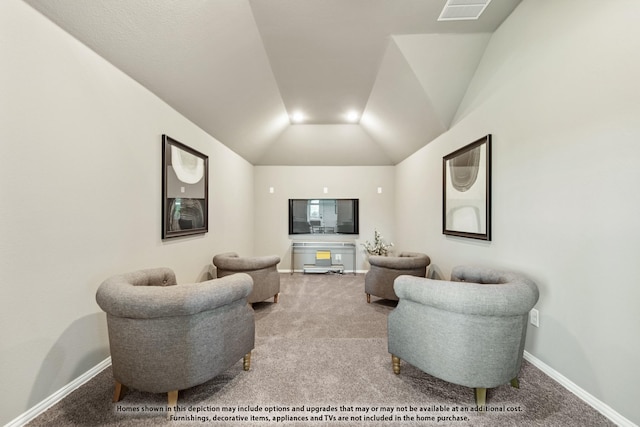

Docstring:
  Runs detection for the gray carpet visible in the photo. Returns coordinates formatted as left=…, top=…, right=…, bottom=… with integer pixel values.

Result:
left=27, top=273, right=614, bottom=426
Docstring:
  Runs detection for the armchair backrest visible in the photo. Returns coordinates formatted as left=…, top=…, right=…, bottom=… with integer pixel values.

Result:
left=96, top=267, right=253, bottom=319
left=212, top=252, right=281, bottom=272
left=368, top=252, right=430, bottom=270
left=395, top=266, right=539, bottom=317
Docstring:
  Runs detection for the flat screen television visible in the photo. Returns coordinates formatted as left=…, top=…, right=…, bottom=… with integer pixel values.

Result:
left=288, top=199, right=359, bottom=235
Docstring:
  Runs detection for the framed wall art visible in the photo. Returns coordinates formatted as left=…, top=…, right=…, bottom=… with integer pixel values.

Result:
left=162, top=135, right=208, bottom=239
left=442, top=134, right=491, bottom=241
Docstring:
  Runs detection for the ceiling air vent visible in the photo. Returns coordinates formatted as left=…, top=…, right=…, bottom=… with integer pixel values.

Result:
left=438, top=0, right=493, bottom=21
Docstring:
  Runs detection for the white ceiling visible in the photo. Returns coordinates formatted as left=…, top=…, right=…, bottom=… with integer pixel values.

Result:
left=23, top=0, right=521, bottom=165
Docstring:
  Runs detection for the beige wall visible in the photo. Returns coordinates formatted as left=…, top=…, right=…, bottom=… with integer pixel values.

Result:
left=253, top=166, right=396, bottom=272
left=395, top=1, right=640, bottom=424
left=0, top=1, right=254, bottom=424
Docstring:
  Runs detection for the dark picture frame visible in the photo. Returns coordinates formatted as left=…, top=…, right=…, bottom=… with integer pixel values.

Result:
left=162, top=135, right=208, bottom=239
left=443, top=134, right=491, bottom=241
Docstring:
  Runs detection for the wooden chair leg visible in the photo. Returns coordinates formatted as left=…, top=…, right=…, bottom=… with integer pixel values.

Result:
left=391, top=355, right=401, bottom=374
left=167, top=390, right=178, bottom=418
left=475, top=388, right=487, bottom=410
left=366, top=293, right=371, bottom=303
left=274, top=293, right=279, bottom=303
left=243, top=352, right=252, bottom=371
left=113, top=380, right=125, bottom=402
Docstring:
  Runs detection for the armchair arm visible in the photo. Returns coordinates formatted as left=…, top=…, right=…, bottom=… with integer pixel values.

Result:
left=96, top=271, right=253, bottom=319
left=393, top=274, right=538, bottom=317
left=213, top=252, right=281, bottom=271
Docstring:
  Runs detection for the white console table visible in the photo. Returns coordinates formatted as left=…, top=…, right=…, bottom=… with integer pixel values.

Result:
left=290, top=241, right=357, bottom=275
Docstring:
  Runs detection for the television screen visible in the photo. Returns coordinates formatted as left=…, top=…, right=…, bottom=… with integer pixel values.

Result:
left=289, top=199, right=359, bottom=235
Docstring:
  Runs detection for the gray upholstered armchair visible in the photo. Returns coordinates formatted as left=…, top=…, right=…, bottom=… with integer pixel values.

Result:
left=388, top=266, right=539, bottom=408
left=95, top=268, right=255, bottom=408
left=364, top=252, right=430, bottom=303
left=212, top=252, right=281, bottom=304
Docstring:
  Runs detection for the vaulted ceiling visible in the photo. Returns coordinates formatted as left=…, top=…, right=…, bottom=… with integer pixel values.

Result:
left=23, top=0, right=521, bottom=165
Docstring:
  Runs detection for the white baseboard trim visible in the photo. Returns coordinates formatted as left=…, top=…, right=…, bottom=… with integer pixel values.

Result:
left=523, top=351, right=635, bottom=427
left=5, top=357, right=112, bottom=427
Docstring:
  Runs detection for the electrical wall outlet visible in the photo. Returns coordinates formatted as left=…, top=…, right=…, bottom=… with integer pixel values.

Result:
left=529, top=308, right=540, bottom=327
left=335, top=254, right=342, bottom=262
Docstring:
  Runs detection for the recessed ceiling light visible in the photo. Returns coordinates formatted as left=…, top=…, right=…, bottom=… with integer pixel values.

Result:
left=346, top=111, right=360, bottom=123
left=291, top=112, right=305, bottom=123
